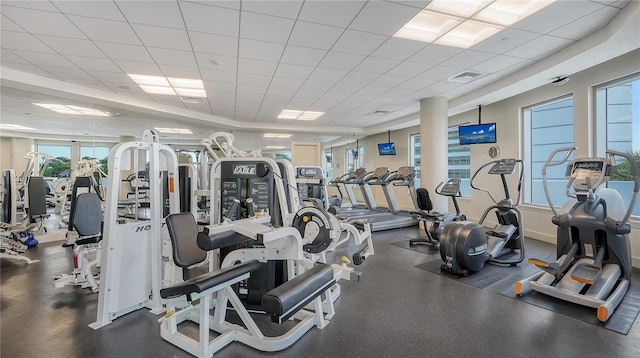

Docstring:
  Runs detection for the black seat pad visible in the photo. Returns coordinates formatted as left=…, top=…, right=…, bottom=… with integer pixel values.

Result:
left=197, top=231, right=253, bottom=251
left=262, top=263, right=334, bottom=316
left=160, top=260, right=261, bottom=299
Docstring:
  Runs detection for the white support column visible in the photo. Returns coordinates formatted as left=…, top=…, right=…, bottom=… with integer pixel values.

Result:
left=419, top=97, right=449, bottom=212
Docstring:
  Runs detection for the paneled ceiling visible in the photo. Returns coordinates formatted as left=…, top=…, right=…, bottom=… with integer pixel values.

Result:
left=1, top=0, right=639, bottom=151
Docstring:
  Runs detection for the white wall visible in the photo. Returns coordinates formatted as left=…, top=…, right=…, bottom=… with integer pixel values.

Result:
left=0, top=136, right=35, bottom=174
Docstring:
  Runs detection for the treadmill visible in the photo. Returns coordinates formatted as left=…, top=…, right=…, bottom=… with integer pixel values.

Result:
left=336, top=167, right=395, bottom=219
left=345, top=166, right=419, bottom=232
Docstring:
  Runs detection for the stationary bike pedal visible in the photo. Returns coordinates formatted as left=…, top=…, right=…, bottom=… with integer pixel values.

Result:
left=571, top=263, right=602, bottom=285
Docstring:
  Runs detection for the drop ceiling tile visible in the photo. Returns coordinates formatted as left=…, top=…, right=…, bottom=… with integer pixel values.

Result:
left=195, top=52, right=237, bottom=72
left=238, top=58, right=278, bottom=76
left=0, top=62, right=53, bottom=77
left=349, top=1, right=419, bottom=36
left=424, top=80, right=462, bottom=92
left=280, top=45, right=327, bottom=67
left=467, top=73, right=507, bottom=87
left=332, top=30, right=388, bottom=56
left=471, top=55, right=528, bottom=74
left=1, top=49, right=29, bottom=64
left=66, top=56, right=121, bottom=72
left=39, top=66, right=93, bottom=81
left=549, top=6, right=620, bottom=40
left=2, top=1, right=59, bottom=12
left=340, top=71, right=379, bottom=85
left=69, top=15, right=140, bottom=45
left=504, top=35, right=574, bottom=60
left=471, top=28, right=542, bottom=55
left=354, top=56, right=401, bottom=74
left=357, top=85, right=388, bottom=96
left=288, top=21, right=344, bottom=50
left=10, top=50, right=77, bottom=68
left=180, top=1, right=239, bottom=37
left=240, top=12, right=295, bottom=44
left=241, top=1, right=303, bottom=19
left=1, top=14, right=25, bottom=32
left=300, top=79, right=334, bottom=92
left=236, top=83, right=268, bottom=95
left=200, top=68, right=237, bottom=83
left=444, top=50, right=496, bottom=69
left=512, top=1, right=605, bottom=34
left=95, top=41, right=154, bottom=62
left=298, top=1, right=365, bottom=28
left=35, top=35, right=104, bottom=57
left=386, top=1, right=430, bottom=9
left=131, top=24, right=191, bottom=51
left=319, top=51, right=366, bottom=71
left=1, top=31, right=54, bottom=53
left=90, top=71, right=136, bottom=83
left=266, top=86, right=298, bottom=97
left=417, top=65, right=465, bottom=81
left=239, top=39, right=285, bottom=62
left=147, top=47, right=197, bottom=66
left=189, top=32, right=238, bottom=56
left=498, top=58, right=537, bottom=75
left=408, top=44, right=463, bottom=65
left=114, top=59, right=163, bottom=76
left=371, top=37, right=427, bottom=61
left=269, top=76, right=306, bottom=89
left=116, top=0, right=184, bottom=29
left=369, top=74, right=409, bottom=88
left=308, top=68, right=349, bottom=82
left=2, top=6, right=86, bottom=38
left=157, top=64, right=202, bottom=78
left=237, top=72, right=272, bottom=87
left=51, top=1, right=126, bottom=21
left=66, top=79, right=110, bottom=91
left=386, top=61, right=430, bottom=77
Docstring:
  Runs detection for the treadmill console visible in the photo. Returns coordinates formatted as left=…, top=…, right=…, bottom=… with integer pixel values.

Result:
left=297, top=167, right=324, bottom=179
left=439, top=178, right=461, bottom=196
left=488, top=158, right=516, bottom=175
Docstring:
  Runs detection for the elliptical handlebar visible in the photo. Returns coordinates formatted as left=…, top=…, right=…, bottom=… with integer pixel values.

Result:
left=607, top=149, right=640, bottom=224
left=542, top=147, right=576, bottom=217
left=470, top=159, right=524, bottom=205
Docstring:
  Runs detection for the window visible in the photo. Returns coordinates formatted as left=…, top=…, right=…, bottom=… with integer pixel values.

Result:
left=274, top=152, right=292, bottom=160
left=523, top=96, right=574, bottom=206
left=409, top=130, right=470, bottom=194
left=325, top=151, right=334, bottom=180
left=80, top=145, right=110, bottom=174
left=596, top=74, right=640, bottom=216
left=409, top=134, right=421, bottom=186
left=37, top=144, right=72, bottom=177
left=447, top=127, right=471, bottom=196
left=345, top=146, right=363, bottom=173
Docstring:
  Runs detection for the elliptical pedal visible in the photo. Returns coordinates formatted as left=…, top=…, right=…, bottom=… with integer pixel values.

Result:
left=570, top=263, right=603, bottom=285
left=528, top=258, right=560, bottom=275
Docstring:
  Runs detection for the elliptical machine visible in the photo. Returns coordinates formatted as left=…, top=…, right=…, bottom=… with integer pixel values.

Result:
left=515, top=148, right=638, bottom=322
left=439, top=158, right=525, bottom=276
left=409, top=178, right=465, bottom=246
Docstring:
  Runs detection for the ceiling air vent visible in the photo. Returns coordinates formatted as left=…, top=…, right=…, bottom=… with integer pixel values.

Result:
left=448, top=71, right=486, bottom=84
left=180, top=96, right=205, bottom=104
left=372, top=110, right=390, bottom=115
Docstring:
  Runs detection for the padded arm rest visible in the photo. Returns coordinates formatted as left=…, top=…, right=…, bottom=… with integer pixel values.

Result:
left=262, top=263, right=335, bottom=324
left=160, top=260, right=261, bottom=300
left=197, top=231, right=253, bottom=251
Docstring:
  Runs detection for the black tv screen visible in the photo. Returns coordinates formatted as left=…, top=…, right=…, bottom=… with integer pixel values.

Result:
left=378, top=142, right=396, bottom=156
left=458, top=123, right=497, bottom=145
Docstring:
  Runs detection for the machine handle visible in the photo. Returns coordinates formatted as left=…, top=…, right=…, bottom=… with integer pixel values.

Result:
left=542, top=147, right=576, bottom=217
left=470, top=160, right=501, bottom=204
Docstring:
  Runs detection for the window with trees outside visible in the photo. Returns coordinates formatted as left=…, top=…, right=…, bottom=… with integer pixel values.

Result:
left=325, top=151, right=334, bottom=180
left=37, top=144, right=72, bottom=178
left=80, top=146, right=110, bottom=174
left=409, top=134, right=421, bottom=186
left=595, top=73, right=640, bottom=217
left=346, top=146, right=363, bottom=173
left=523, top=96, right=574, bottom=206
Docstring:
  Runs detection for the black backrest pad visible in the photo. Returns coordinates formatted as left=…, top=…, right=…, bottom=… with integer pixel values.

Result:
left=166, top=212, right=207, bottom=268
left=73, top=193, right=103, bottom=237
left=416, top=188, right=433, bottom=211
left=28, top=176, right=47, bottom=217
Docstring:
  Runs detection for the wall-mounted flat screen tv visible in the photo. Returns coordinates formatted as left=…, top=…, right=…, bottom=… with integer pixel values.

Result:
left=378, top=142, right=396, bottom=156
left=458, top=123, right=497, bottom=145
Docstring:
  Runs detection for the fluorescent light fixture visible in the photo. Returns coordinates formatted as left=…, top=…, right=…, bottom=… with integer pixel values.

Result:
left=154, top=127, right=194, bottom=134
left=33, top=103, right=111, bottom=116
left=435, top=20, right=503, bottom=48
left=0, top=123, right=37, bottom=131
left=128, top=74, right=207, bottom=99
left=475, top=0, right=555, bottom=27
left=263, top=133, right=292, bottom=138
left=393, top=0, right=555, bottom=48
left=265, top=146, right=285, bottom=149
left=277, top=109, right=325, bottom=121
left=393, top=10, right=461, bottom=43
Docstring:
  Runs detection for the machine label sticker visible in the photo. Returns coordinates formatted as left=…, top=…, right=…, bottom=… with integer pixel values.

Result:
left=233, top=165, right=256, bottom=175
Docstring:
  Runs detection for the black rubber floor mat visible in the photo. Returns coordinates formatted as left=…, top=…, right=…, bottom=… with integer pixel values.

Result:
left=499, top=268, right=640, bottom=335
left=390, top=238, right=440, bottom=256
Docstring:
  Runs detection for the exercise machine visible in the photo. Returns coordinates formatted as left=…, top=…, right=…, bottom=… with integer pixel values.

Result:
left=439, top=158, right=525, bottom=276
left=515, top=148, right=638, bottom=322
left=1, top=170, right=39, bottom=264
left=410, top=178, right=466, bottom=246
left=91, top=130, right=181, bottom=329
